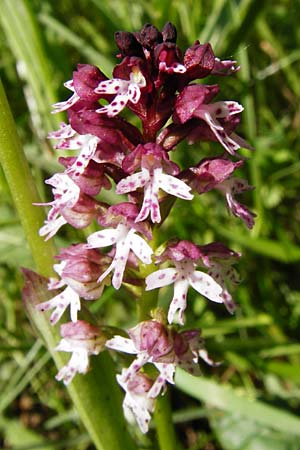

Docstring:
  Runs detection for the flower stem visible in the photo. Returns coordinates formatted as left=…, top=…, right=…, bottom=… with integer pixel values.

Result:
left=154, top=392, right=182, bottom=450
left=0, top=77, right=56, bottom=276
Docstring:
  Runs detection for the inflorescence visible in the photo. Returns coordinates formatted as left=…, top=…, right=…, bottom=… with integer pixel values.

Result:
left=36, top=22, right=255, bottom=433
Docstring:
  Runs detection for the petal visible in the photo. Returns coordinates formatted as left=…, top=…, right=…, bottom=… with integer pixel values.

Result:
left=106, top=336, right=137, bottom=354
left=36, top=287, right=70, bottom=325
left=145, top=268, right=177, bottom=290
left=128, top=84, right=141, bottom=104
left=148, top=363, right=175, bottom=398
left=96, top=93, right=129, bottom=117
left=87, top=228, right=118, bottom=248
left=157, top=173, right=194, bottom=200
left=68, top=286, right=81, bottom=323
left=134, top=175, right=162, bottom=223
left=125, top=353, right=150, bottom=379
left=129, top=232, right=153, bottom=264
left=48, top=123, right=76, bottom=140
left=225, top=192, right=255, bottom=229
left=121, top=388, right=153, bottom=434
left=189, top=270, right=223, bottom=303
left=39, top=216, right=68, bottom=240
left=167, top=278, right=190, bottom=325
left=55, top=349, right=89, bottom=385
left=94, top=78, right=129, bottom=94
left=199, top=349, right=221, bottom=367
left=67, top=135, right=100, bottom=176
left=116, top=169, right=149, bottom=194
left=154, top=363, right=175, bottom=384
left=97, top=262, right=114, bottom=284
left=52, top=92, right=80, bottom=114
left=110, top=240, right=131, bottom=289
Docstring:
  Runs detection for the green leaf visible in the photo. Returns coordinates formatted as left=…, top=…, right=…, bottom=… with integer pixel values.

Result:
left=210, top=411, right=300, bottom=450
left=0, top=416, right=56, bottom=450
left=175, top=369, right=300, bottom=436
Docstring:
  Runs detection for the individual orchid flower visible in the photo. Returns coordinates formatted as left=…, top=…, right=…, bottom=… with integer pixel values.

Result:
left=37, top=173, right=80, bottom=239
left=145, top=240, right=224, bottom=324
left=95, top=67, right=146, bottom=117
left=52, top=80, right=80, bottom=114
left=173, top=84, right=247, bottom=155
left=116, top=143, right=193, bottom=223
left=211, top=57, right=240, bottom=76
left=48, top=122, right=101, bottom=177
left=193, top=101, right=244, bottom=155
left=117, top=369, right=155, bottom=433
left=37, top=172, right=102, bottom=240
left=183, top=157, right=255, bottom=229
left=86, top=203, right=153, bottom=289
left=55, top=321, right=106, bottom=385
left=154, top=42, right=186, bottom=74
left=106, top=319, right=217, bottom=400
left=35, top=282, right=81, bottom=325
left=52, top=64, right=107, bottom=113
left=35, top=245, right=110, bottom=324
left=216, top=177, right=256, bottom=229
left=198, top=242, right=241, bottom=314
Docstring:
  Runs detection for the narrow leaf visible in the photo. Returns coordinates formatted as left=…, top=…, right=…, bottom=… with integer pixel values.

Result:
left=175, top=369, right=300, bottom=436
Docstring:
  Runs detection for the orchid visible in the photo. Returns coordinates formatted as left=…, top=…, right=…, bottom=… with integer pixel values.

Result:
left=49, top=122, right=101, bottom=177
left=145, top=241, right=225, bottom=324
left=116, top=143, right=193, bottom=222
left=36, top=245, right=110, bottom=324
left=51, top=80, right=80, bottom=114
left=106, top=319, right=217, bottom=431
left=95, top=67, right=146, bottom=117
left=55, top=321, right=105, bottom=385
left=87, top=203, right=153, bottom=289
left=117, top=370, right=155, bottom=433
left=29, top=20, right=255, bottom=440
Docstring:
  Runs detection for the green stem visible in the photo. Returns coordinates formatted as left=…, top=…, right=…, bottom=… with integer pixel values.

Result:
left=0, top=77, right=56, bottom=276
left=154, top=393, right=181, bottom=450
left=137, top=273, right=159, bottom=322
left=0, top=79, right=137, bottom=450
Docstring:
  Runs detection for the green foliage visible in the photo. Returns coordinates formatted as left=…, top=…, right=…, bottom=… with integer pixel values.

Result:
left=1, top=0, right=300, bottom=449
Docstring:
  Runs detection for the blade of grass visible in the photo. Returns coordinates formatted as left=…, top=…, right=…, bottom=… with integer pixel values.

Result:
left=175, top=369, right=300, bottom=436
left=0, top=0, right=61, bottom=135
left=38, top=13, right=114, bottom=75
left=221, top=0, right=268, bottom=55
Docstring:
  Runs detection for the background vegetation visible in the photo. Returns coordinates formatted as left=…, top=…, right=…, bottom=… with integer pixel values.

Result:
left=1, top=0, right=300, bottom=449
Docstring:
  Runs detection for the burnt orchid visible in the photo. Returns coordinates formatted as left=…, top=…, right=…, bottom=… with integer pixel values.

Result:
left=34, top=22, right=254, bottom=434
left=55, top=320, right=107, bottom=385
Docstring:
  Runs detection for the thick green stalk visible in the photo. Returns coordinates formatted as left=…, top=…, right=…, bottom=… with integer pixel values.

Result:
left=0, top=78, right=56, bottom=276
left=0, top=79, right=137, bottom=450
left=154, top=393, right=182, bottom=450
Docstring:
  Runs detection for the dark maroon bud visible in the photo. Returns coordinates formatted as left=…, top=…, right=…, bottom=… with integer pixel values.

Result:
left=114, top=31, right=144, bottom=57
left=135, top=23, right=162, bottom=48
left=161, top=22, right=177, bottom=43
left=184, top=42, right=215, bottom=79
